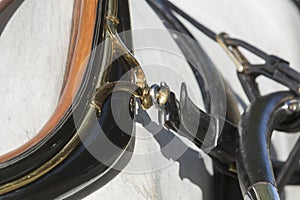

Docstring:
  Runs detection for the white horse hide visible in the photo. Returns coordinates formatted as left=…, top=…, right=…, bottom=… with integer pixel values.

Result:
left=0, top=0, right=74, bottom=154
left=0, top=0, right=299, bottom=199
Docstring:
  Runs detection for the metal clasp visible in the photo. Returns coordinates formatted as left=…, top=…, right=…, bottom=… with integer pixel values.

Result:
left=216, top=32, right=248, bottom=73
left=216, top=32, right=300, bottom=102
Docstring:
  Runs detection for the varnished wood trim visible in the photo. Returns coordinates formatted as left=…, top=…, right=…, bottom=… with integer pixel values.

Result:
left=0, top=0, right=99, bottom=162
left=60, top=0, right=82, bottom=95
left=0, top=0, right=14, bottom=12
left=0, top=0, right=126, bottom=195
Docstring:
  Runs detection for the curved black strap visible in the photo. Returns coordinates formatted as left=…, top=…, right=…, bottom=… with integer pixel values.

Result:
left=236, top=91, right=299, bottom=199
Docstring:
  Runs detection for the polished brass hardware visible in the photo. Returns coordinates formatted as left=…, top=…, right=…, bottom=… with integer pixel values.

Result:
left=149, top=82, right=170, bottom=108
left=0, top=128, right=81, bottom=195
left=91, top=81, right=144, bottom=113
left=90, top=81, right=171, bottom=112
left=216, top=32, right=249, bottom=73
left=228, top=163, right=237, bottom=174
left=106, top=15, right=119, bottom=25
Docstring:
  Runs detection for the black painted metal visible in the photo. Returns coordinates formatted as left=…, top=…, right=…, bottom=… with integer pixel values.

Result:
left=165, top=83, right=238, bottom=164
left=0, top=0, right=103, bottom=185
left=0, top=0, right=135, bottom=199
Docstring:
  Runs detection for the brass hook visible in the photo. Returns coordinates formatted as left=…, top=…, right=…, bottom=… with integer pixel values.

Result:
left=216, top=32, right=249, bottom=73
